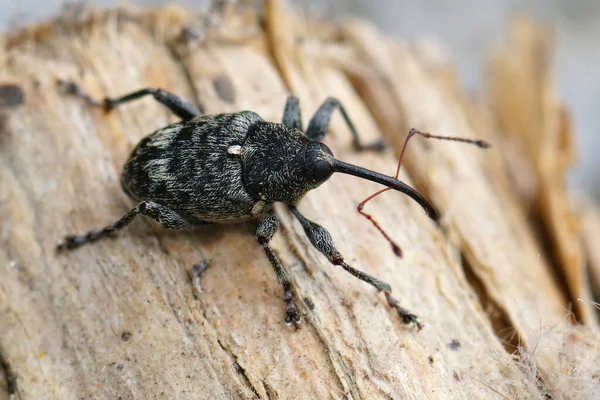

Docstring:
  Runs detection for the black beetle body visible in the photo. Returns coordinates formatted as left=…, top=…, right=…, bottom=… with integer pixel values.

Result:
left=122, top=112, right=266, bottom=223
left=58, top=85, right=487, bottom=330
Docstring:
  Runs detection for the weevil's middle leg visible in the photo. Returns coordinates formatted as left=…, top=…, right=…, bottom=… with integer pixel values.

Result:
left=257, top=212, right=301, bottom=329
left=57, top=201, right=196, bottom=251
left=305, top=97, right=386, bottom=152
left=290, top=206, right=422, bottom=330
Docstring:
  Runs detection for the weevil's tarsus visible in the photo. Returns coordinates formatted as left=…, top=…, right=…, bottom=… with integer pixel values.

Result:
left=57, top=79, right=102, bottom=108
left=385, top=291, right=423, bottom=331
left=56, top=80, right=201, bottom=119
left=356, top=128, right=490, bottom=257
left=257, top=212, right=301, bottom=329
left=57, top=201, right=196, bottom=252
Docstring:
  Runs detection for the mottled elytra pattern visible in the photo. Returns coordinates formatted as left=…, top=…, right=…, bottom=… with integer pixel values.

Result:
left=122, top=112, right=264, bottom=222
left=57, top=83, right=452, bottom=330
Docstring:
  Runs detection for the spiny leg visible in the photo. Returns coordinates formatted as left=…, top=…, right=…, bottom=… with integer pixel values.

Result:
left=57, top=201, right=196, bottom=251
left=57, top=80, right=201, bottom=120
left=290, top=206, right=422, bottom=330
left=282, top=95, right=303, bottom=130
left=306, top=97, right=385, bottom=152
left=257, top=212, right=301, bottom=328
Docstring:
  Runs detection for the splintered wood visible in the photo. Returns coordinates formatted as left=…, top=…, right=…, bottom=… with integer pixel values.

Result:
left=0, top=3, right=598, bottom=399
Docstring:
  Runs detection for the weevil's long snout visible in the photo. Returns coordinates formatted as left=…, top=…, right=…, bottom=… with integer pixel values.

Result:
left=331, top=159, right=439, bottom=221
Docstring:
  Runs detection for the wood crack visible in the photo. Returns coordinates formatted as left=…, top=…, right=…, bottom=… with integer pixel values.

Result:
left=277, top=216, right=363, bottom=400
left=217, top=338, right=261, bottom=400
left=459, top=251, right=551, bottom=395
left=0, top=346, right=17, bottom=400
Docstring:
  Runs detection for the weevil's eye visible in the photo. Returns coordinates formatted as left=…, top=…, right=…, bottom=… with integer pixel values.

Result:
left=309, top=160, right=333, bottom=183
left=305, top=142, right=334, bottom=185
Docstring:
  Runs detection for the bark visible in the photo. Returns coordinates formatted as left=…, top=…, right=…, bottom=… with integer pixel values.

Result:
left=0, top=3, right=598, bottom=399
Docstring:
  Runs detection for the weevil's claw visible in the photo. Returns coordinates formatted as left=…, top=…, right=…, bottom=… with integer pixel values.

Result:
left=475, top=139, right=491, bottom=149
left=284, top=303, right=302, bottom=330
left=384, top=291, right=423, bottom=331
left=354, top=139, right=387, bottom=153
left=56, top=235, right=82, bottom=252
left=397, top=308, right=423, bottom=331
left=56, top=230, right=117, bottom=253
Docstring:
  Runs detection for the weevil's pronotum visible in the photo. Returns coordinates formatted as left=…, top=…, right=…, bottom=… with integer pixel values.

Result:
left=56, top=81, right=489, bottom=330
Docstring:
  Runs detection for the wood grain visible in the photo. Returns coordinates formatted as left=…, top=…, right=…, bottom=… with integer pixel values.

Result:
left=0, top=3, right=597, bottom=399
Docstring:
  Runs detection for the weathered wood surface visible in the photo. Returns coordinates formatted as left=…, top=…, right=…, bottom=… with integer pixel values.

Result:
left=0, top=3, right=598, bottom=399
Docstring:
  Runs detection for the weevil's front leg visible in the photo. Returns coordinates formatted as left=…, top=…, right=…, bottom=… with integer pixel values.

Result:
left=290, top=206, right=422, bottom=330
left=257, top=212, right=301, bottom=329
left=305, top=97, right=386, bottom=152
left=57, top=80, right=201, bottom=120
left=282, top=96, right=303, bottom=130
left=57, top=201, right=197, bottom=251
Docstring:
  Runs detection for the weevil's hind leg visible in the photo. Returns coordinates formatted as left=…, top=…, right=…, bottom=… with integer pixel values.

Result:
left=290, top=206, right=422, bottom=330
left=305, top=97, right=386, bottom=152
left=282, top=96, right=303, bottom=130
left=57, top=80, right=201, bottom=120
left=257, top=212, right=301, bottom=329
left=57, top=201, right=197, bottom=251
left=103, top=89, right=201, bottom=120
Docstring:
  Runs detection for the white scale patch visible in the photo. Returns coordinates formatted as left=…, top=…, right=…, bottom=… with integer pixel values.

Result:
left=227, top=145, right=242, bottom=155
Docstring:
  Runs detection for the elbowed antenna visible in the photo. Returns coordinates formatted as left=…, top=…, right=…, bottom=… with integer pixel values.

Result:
left=331, top=158, right=439, bottom=221
left=332, top=128, right=489, bottom=259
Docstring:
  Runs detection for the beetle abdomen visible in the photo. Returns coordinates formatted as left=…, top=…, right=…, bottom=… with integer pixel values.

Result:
left=121, top=112, right=264, bottom=222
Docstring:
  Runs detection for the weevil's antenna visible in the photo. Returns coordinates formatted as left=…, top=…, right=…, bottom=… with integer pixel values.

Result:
left=331, top=159, right=437, bottom=218
left=354, top=128, right=490, bottom=258
left=331, top=159, right=435, bottom=258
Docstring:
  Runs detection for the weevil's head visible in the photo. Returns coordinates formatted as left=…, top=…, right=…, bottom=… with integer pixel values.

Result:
left=239, top=121, right=439, bottom=220
left=239, top=122, right=335, bottom=204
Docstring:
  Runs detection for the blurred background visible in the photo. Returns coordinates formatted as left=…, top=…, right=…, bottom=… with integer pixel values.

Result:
left=1, top=0, right=599, bottom=201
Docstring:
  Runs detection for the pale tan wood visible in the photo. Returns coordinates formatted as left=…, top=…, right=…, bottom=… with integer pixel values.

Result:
left=339, top=19, right=567, bottom=340
left=333, top=18, right=600, bottom=397
left=0, top=3, right=597, bottom=399
left=488, top=19, right=596, bottom=325
left=580, top=197, right=600, bottom=301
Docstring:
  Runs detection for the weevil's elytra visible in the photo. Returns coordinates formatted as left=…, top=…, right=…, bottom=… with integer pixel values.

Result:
left=57, top=82, right=489, bottom=330
left=121, top=112, right=267, bottom=223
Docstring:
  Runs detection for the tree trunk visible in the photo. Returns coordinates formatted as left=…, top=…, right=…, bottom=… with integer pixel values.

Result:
left=1, top=3, right=598, bottom=399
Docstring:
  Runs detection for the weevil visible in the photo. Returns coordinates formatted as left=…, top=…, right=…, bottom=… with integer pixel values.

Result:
left=56, top=81, right=488, bottom=329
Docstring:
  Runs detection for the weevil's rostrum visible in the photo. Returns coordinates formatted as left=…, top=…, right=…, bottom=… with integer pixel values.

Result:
left=57, top=83, right=489, bottom=330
